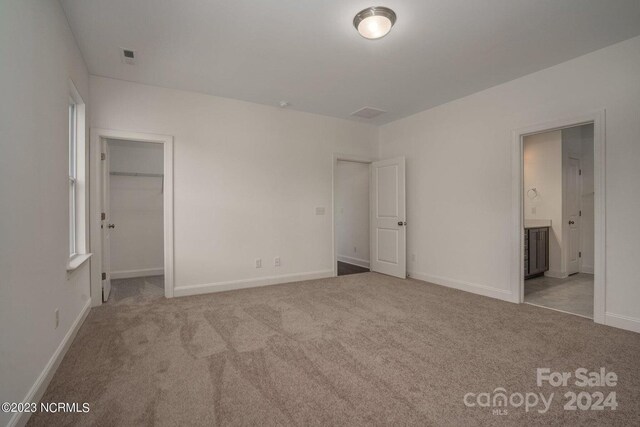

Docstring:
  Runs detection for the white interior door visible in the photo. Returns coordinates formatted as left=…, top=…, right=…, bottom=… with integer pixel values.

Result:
left=370, top=157, right=406, bottom=278
left=566, top=156, right=581, bottom=275
left=101, top=140, right=112, bottom=301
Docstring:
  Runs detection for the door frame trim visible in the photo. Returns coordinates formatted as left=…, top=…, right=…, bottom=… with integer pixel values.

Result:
left=89, top=128, right=175, bottom=306
left=332, top=153, right=376, bottom=277
left=511, top=110, right=605, bottom=324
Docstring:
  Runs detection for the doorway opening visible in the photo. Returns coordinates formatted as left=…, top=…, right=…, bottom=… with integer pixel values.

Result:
left=512, top=111, right=605, bottom=323
left=335, top=159, right=371, bottom=276
left=104, top=139, right=165, bottom=303
left=522, top=124, right=595, bottom=318
left=332, top=154, right=407, bottom=279
left=90, top=129, right=174, bottom=307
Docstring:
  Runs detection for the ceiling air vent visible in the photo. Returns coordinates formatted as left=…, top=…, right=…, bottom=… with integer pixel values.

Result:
left=120, top=48, right=136, bottom=65
left=350, top=107, right=386, bottom=119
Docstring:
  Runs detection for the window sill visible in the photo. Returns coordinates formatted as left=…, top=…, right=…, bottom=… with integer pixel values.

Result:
left=67, top=253, right=92, bottom=272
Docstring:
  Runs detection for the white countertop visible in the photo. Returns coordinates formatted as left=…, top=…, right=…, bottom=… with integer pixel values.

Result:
left=524, top=219, right=551, bottom=228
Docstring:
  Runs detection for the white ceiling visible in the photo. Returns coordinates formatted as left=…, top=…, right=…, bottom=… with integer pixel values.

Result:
left=61, top=0, right=640, bottom=124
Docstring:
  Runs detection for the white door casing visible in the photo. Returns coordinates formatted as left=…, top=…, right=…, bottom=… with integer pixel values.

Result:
left=566, top=156, right=581, bottom=275
left=90, top=128, right=174, bottom=307
left=512, top=111, right=605, bottom=324
left=370, top=157, right=406, bottom=278
left=101, top=139, right=112, bottom=301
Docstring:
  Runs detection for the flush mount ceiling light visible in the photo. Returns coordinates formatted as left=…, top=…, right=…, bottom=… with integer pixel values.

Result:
left=353, top=6, right=397, bottom=40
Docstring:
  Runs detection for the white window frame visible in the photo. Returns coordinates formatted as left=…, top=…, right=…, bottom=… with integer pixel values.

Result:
left=67, top=80, right=90, bottom=271
left=69, top=99, right=78, bottom=257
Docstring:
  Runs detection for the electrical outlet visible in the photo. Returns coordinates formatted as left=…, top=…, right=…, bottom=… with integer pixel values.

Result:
left=411, top=254, right=416, bottom=262
left=532, top=207, right=537, bottom=214
left=274, top=257, right=281, bottom=267
left=54, top=309, right=59, bottom=329
left=255, top=258, right=262, bottom=268
left=353, top=246, right=357, bottom=253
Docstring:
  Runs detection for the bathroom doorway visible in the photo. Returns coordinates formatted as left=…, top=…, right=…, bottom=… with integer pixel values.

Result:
left=522, top=123, right=595, bottom=318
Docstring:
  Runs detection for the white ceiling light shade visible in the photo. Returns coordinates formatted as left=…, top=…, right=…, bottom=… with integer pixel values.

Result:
left=353, top=6, right=397, bottom=39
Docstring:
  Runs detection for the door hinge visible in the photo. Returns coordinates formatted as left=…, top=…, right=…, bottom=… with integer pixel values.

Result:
left=101, top=153, right=106, bottom=160
left=101, top=212, right=106, bottom=220
left=101, top=272, right=106, bottom=280
left=579, top=210, right=582, bottom=216
left=579, top=169, right=582, bottom=176
left=579, top=252, right=582, bottom=258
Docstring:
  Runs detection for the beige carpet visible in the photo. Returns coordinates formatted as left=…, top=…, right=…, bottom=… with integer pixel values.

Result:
left=28, top=273, right=640, bottom=426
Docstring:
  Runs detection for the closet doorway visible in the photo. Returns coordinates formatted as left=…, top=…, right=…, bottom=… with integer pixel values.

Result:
left=90, top=129, right=174, bottom=306
left=103, top=139, right=165, bottom=302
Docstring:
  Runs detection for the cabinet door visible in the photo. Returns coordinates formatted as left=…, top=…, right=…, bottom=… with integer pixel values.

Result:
left=537, top=228, right=548, bottom=272
left=529, top=229, right=539, bottom=274
left=524, top=230, right=529, bottom=277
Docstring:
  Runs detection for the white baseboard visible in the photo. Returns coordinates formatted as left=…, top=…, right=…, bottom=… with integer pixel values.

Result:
left=408, top=271, right=515, bottom=303
left=337, top=255, right=370, bottom=269
left=110, top=268, right=164, bottom=280
left=544, top=270, right=569, bottom=279
left=605, top=312, right=640, bottom=334
left=9, top=299, right=91, bottom=427
left=580, top=265, right=594, bottom=274
left=174, top=269, right=334, bottom=297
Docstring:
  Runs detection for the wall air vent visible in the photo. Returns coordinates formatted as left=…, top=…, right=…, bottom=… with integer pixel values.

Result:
left=350, top=107, right=386, bottom=119
left=120, top=48, right=136, bottom=65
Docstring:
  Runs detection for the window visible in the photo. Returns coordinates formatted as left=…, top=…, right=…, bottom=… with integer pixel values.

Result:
left=69, top=99, right=77, bottom=257
left=67, top=79, right=87, bottom=269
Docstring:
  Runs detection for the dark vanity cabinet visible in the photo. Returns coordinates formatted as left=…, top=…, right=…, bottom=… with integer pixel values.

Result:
left=524, top=227, right=549, bottom=279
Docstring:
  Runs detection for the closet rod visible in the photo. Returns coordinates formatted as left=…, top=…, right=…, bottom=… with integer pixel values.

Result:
left=110, top=172, right=163, bottom=178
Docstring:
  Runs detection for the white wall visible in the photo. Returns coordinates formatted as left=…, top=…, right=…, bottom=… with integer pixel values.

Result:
left=335, top=161, right=370, bottom=268
left=524, top=130, right=563, bottom=276
left=108, top=139, right=164, bottom=174
left=90, top=76, right=378, bottom=295
left=0, top=1, right=91, bottom=426
left=379, top=35, right=640, bottom=332
left=108, top=140, right=164, bottom=278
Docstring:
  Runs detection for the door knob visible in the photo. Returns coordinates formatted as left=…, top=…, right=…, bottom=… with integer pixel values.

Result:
left=568, top=220, right=574, bottom=225
left=397, top=221, right=407, bottom=226
left=108, top=224, right=116, bottom=229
